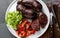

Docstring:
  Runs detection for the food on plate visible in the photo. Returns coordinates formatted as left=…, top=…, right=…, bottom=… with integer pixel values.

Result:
left=17, top=19, right=36, bottom=37
left=16, top=0, right=42, bottom=19
left=15, top=0, right=47, bottom=37
left=31, top=18, right=40, bottom=31
left=16, top=3, right=34, bottom=19
left=6, top=11, right=22, bottom=30
left=38, top=12, right=47, bottom=28
left=17, top=0, right=42, bottom=12
left=6, top=0, right=48, bottom=38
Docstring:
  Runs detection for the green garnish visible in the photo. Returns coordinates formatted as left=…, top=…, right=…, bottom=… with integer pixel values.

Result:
left=6, top=11, right=22, bottom=30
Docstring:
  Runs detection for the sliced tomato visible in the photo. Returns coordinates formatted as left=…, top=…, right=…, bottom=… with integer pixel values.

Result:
left=31, top=30, right=35, bottom=34
left=26, top=33, right=31, bottom=36
left=26, top=22, right=31, bottom=29
left=16, top=30, right=19, bottom=35
left=21, top=31, right=27, bottom=36
left=20, top=27, right=25, bottom=31
left=17, top=18, right=36, bottom=37
left=21, top=19, right=27, bottom=27
left=27, top=22, right=31, bottom=26
left=26, top=30, right=32, bottom=36
left=18, top=25, right=25, bottom=31
left=19, top=33, right=22, bottom=36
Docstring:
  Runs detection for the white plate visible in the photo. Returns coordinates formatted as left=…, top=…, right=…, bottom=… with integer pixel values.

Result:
left=5, top=0, right=50, bottom=38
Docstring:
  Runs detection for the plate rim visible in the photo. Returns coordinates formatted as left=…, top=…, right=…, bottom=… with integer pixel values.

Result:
left=5, top=0, right=50, bottom=38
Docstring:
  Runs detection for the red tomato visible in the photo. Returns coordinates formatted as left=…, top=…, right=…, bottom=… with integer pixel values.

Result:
left=18, top=25, right=25, bottom=31
left=17, top=18, right=36, bottom=37
left=27, top=22, right=31, bottom=26
left=19, top=33, right=22, bottom=36
left=31, top=30, right=35, bottom=34
left=26, top=22, right=31, bottom=29
left=21, top=31, right=26, bottom=36
left=26, top=33, right=31, bottom=36
left=18, top=24, right=21, bottom=28
left=21, top=20, right=27, bottom=27
left=16, top=30, right=19, bottom=35
left=26, top=30, right=32, bottom=36
left=26, top=24, right=30, bottom=29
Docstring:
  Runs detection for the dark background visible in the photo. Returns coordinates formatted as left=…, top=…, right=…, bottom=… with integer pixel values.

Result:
left=0, top=0, right=15, bottom=38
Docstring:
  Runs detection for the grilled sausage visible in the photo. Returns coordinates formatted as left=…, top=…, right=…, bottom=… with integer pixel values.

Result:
left=19, top=0, right=42, bottom=12
left=16, top=3, right=34, bottom=19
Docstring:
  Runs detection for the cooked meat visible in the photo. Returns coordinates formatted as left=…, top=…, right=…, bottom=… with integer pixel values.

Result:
left=32, top=12, right=38, bottom=20
left=17, top=1, right=22, bottom=4
left=16, top=0, right=47, bottom=34
left=24, top=9, right=33, bottom=14
left=17, top=0, right=42, bottom=19
left=33, top=1, right=42, bottom=12
left=22, top=2, right=33, bottom=9
left=38, top=12, right=47, bottom=28
left=23, top=9, right=38, bottom=19
left=16, top=3, right=26, bottom=12
left=20, top=0, right=42, bottom=12
left=23, top=9, right=34, bottom=19
left=16, top=3, right=34, bottom=19
left=31, top=19, right=40, bottom=31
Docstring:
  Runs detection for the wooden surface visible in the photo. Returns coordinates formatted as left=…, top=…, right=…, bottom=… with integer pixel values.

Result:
left=39, top=0, right=60, bottom=38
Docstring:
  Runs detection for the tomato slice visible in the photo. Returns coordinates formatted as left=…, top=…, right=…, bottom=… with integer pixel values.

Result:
left=26, top=31, right=31, bottom=36
left=31, top=30, right=35, bottom=34
left=21, top=19, right=27, bottom=27
left=19, top=33, right=22, bottom=36
left=17, top=19, right=36, bottom=37
left=21, top=31, right=27, bottom=36
left=16, top=30, right=19, bottom=35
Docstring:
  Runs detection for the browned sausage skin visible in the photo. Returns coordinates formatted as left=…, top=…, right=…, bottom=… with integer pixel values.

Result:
left=17, top=0, right=42, bottom=11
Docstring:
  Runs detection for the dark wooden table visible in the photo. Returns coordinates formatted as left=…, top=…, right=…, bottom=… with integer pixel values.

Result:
left=39, top=0, right=60, bottom=38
